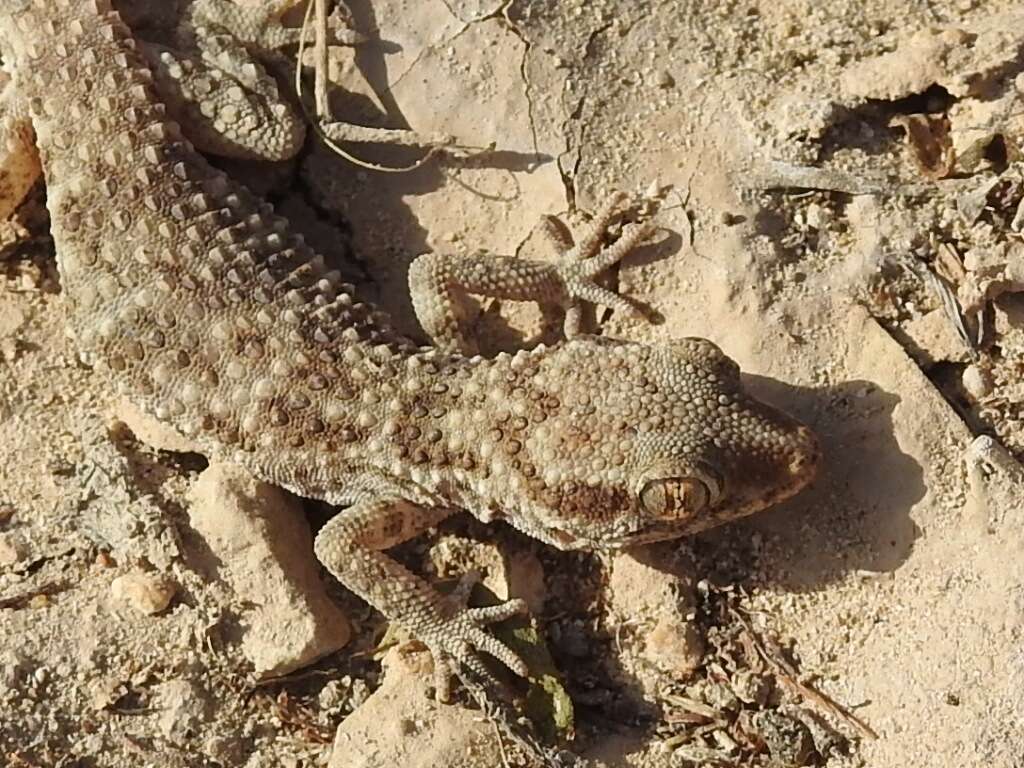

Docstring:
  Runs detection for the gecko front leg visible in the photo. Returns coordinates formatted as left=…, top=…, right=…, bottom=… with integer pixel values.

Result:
left=408, top=192, right=655, bottom=355
left=313, top=494, right=528, bottom=701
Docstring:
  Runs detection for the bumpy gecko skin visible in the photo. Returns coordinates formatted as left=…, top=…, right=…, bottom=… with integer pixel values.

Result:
left=137, top=0, right=310, bottom=161
left=0, top=0, right=819, bottom=696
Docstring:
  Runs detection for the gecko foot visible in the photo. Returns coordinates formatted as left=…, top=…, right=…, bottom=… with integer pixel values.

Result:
left=424, top=572, right=529, bottom=702
left=542, top=191, right=659, bottom=338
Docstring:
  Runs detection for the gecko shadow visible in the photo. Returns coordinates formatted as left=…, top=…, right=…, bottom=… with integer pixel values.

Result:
left=691, top=375, right=924, bottom=589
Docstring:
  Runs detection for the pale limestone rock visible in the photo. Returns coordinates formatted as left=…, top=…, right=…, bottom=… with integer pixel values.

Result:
left=187, top=462, right=350, bottom=676
left=900, top=309, right=970, bottom=367
left=507, top=548, right=547, bottom=615
left=840, top=14, right=1024, bottom=101
left=428, top=534, right=547, bottom=613
left=606, top=546, right=703, bottom=693
left=962, top=364, right=994, bottom=401
left=153, top=679, right=210, bottom=742
left=329, top=647, right=500, bottom=768
left=0, top=532, right=26, bottom=567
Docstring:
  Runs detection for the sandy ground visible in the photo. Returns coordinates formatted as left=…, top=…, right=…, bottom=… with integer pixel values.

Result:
left=2, top=0, right=1023, bottom=766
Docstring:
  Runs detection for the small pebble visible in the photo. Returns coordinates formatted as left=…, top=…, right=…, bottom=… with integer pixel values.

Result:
left=318, top=679, right=346, bottom=710
left=961, top=364, right=993, bottom=400
left=655, top=70, right=675, bottom=88
left=805, top=202, right=826, bottom=229
left=0, top=655, right=23, bottom=691
left=95, top=551, right=116, bottom=569
left=0, top=533, right=25, bottom=566
left=111, top=571, right=176, bottom=615
left=731, top=669, right=771, bottom=706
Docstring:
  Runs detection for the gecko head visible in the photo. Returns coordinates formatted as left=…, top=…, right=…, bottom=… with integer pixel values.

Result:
left=625, top=337, right=820, bottom=542
left=511, top=337, right=820, bottom=549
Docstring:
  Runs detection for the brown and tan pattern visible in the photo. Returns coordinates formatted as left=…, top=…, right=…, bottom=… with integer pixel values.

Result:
left=0, top=0, right=818, bottom=699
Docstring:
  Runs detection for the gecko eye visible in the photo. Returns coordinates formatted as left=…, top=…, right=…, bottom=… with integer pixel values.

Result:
left=639, top=477, right=712, bottom=519
left=634, top=466, right=724, bottom=520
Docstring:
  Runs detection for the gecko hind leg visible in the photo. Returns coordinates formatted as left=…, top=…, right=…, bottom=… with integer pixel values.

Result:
left=313, top=494, right=529, bottom=702
left=0, top=80, right=40, bottom=222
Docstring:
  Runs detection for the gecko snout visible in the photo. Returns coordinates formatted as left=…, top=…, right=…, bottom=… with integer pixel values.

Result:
left=787, top=425, right=821, bottom=481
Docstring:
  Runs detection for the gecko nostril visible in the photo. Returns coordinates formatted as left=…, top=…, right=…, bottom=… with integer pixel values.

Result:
left=788, top=427, right=821, bottom=476
left=790, top=454, right=809, bottom=474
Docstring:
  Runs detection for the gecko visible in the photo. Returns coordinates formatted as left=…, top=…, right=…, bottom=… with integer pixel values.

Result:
left=0, top=0, right=820, bottom=700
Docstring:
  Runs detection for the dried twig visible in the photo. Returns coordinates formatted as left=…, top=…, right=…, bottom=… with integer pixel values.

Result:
left=294, top=1, right=441, bottom=173
left=491, top=717, right=513, bottom=768
left=748, top=161, right=892, bottom=196
left=731, top=608, right=879, bottom=741
left=897, top=251, right=978, bottom=358
left=250, top=666, right=341, bottom=689
left=457, top=665, right=584, bottom=768
left=314, top=0, right=330, bottom=119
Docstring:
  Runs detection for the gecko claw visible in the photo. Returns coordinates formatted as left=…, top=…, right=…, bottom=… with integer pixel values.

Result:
left=425, top=591, right=529, bottom=702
